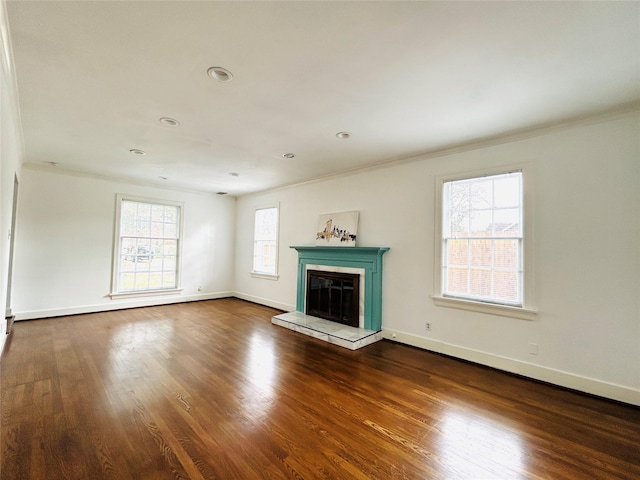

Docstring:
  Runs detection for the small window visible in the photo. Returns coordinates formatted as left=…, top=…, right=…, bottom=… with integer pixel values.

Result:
left=252, top=205, right=279, bottom=277
left=112, top=195, right=182, bottom=295
left=434, top=168, right=535, bottom=319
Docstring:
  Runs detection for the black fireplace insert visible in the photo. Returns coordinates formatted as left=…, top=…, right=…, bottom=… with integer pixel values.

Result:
left=305, top=269, right=360, bottom=327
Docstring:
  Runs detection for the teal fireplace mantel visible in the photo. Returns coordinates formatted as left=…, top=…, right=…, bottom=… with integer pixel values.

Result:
left=291, top=246, right=390, bottom=331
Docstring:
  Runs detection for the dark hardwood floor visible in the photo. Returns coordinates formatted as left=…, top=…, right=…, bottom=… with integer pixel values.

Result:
left=1, top=298, right=639, bottom=479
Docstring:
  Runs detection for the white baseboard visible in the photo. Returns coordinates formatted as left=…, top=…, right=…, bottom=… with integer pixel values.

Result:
left=382, top=329, right=640, bottom=407
left=232, top=292, right=294, bottom=313
left=14, top=292, right=234, bottom=321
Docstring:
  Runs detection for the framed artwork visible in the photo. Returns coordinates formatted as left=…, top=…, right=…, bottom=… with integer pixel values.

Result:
left=315, top=211, right=359, bottom=247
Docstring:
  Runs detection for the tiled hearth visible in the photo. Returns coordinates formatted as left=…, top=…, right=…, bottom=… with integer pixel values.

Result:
left=272, top=311, right=383, bottom=350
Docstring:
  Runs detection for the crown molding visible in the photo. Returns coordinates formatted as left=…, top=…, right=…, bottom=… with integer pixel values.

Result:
left=241, top=102, right=640, bottom=198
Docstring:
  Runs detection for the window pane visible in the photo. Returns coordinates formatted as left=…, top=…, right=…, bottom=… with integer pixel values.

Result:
left=446, top=267, right=469, bottom=296
left=135, top=274, right=149, bottom=290
left=149, top=272, right=163, bottom=289
left=163, top=272, right=176, bottom=288
left=151, top=221, right=164, bottom=238
left=151, top=204, right=165, bottom=222
left=138, top=203, right=151, bottom=220
left=470, top=269, right=491, bottom=297
left=165, top=206, right=178, bottom=224
left=164, top=223, right=177, bottom=239
left=164, top=256, right=176, bottom=270
left=121, top=202, right=137, bottom=236
left=494, top=175, right=521, bottom=208
left=163, top=241, right=177, bottom=255
left=121, top=237, right=135, bottom=254
left=470, top=239, right=491, bottom=268
left=446, top=239, right=469, bottom=267
left=470, top=210, right=493, bottom=237
left=493, top=209, right=521, bottom=236
left=119, top=273, right=134, bottom=291
left=494, top=270, right=519, bottom=303
left=470, top=179, right=493, bottom=210
left=494, top=240, right=519, bottom=268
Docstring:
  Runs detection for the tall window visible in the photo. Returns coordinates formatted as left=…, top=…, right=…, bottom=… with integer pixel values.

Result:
left=112, top=195, right=182, bottom=294
left=441, top=171, right=523, bottom=306
left=252, top=205, right=279, bottom=276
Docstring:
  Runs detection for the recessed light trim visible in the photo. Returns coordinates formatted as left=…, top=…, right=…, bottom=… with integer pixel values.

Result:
left=129, top=149, right=146, bottom=155
left=207, top=66, right=234, bottom=82
left=158, top=176, right=168, bottom=180
left=159, top=117, right=180, bottom=127
left=229, top=172, right=240, bottom=177
left=48, top=161, right=60, bottom=167
left=282, top=153, right=296, bottom=159
left=216, top=192, right=228, bottom=196
left=336, top=131, right=351, bottom=139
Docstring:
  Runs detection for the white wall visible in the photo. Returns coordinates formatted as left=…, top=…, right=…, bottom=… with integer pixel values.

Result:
left=13, top=168, right=236, bottom=318
left=1, top=0, right=23, bottom=356
left=234, top=111, right=640, bottom=405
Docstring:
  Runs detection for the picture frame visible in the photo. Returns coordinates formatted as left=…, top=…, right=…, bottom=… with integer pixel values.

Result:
left=315, top=211, right=359, bottom=247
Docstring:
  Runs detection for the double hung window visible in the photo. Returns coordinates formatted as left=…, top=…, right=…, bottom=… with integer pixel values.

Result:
left=252, top=205, right=279, bottom=277
left=112, top=195, right=182, bottom=295
left=435, top=168, right=535, bottom=319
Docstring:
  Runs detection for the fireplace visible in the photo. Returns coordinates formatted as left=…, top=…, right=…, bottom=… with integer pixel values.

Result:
left=291, top=246, right=389, bottom=331
left=306, top=270, right=360, bottom=327
left=272, top=246, right=389, bottom=350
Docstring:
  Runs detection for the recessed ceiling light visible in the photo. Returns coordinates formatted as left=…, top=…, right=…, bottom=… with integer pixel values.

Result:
left=129, top=149, right=146, bottom=155
left=229, top=172, right=240, bottom=177
left=336, top=131, right=351, bottom=139
left=48, top=161, right=60, bottom=167
left=207, top=66, right=234, bottom=82
left=159, top=117, right=180, bottom=127
left=282, top=153, right=296, bottom=159
left=216, top=192, right=228, bottom=196
left=158, top=176, right=168, bottom=180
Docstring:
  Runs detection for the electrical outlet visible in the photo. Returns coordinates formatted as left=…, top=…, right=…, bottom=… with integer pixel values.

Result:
left=425, top=322, right=431, bottom=331
left=528, top=342, right=538, bottom=355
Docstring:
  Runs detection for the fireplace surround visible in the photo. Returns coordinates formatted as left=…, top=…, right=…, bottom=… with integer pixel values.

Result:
left=291, top=246, right=389, bottom=331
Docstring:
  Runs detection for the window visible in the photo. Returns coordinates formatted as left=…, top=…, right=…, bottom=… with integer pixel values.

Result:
left=434, top=168, right=536, bottom=319
left=112, top=195, right=182, bottom=295
left=252, top=205, right=279, bottom=277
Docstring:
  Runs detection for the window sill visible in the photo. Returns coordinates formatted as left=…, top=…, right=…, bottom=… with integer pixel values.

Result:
left=251, top=272, right=279, bottom=281
left=431, top=295, right=537, bottom=321
left=110, top=288, right=183, bottom=300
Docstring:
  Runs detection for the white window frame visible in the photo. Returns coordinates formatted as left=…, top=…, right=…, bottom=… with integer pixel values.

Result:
left=433, top=165, right=536, bottom=320
left=251, top=203, right=279, bottom=280
left=110, top=194, right=184, bottom=298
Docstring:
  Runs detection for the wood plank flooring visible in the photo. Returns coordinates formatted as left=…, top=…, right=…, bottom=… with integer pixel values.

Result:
left=1, top=298, right=639, bottom=479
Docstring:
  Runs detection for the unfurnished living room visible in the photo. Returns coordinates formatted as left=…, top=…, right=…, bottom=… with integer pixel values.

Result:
left=1, top=1, right=639, bottom=479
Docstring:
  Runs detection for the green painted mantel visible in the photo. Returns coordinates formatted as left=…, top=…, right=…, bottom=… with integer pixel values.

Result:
left=291, top=246, right=390, bottom=331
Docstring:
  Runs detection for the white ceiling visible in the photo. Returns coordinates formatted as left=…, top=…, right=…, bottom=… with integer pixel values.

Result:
left=6, top=1, right=640, bottom=196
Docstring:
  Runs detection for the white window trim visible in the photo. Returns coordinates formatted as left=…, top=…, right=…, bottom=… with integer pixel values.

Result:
left=251, top=202, right=280, bottom=279
left=110, top=194, right=184, bottom=298
left=432, top=164, right=537, bottom=320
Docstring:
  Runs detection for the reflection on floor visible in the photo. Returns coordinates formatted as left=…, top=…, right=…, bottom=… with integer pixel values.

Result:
left=272, top=311, right=383, bottom=350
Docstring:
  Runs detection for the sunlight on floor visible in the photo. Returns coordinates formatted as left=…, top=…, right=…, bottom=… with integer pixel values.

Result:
left=438, top=411, right=525, bottom=479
